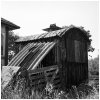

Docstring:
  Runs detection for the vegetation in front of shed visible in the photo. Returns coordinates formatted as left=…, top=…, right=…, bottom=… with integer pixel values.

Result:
left=1, top=79, right=99, bottom=99
left=1, top=68, right=99, bottom=99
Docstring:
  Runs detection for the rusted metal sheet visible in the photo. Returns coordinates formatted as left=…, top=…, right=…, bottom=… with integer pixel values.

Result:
left=28, top=42, right=56, bottom=70
left=8, top=41, right=56, bottom=71
left=8, top=43, right=32, bottom=66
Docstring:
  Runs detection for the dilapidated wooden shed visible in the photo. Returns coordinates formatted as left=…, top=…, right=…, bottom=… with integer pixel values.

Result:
left=8, top=24, right=90, bottom=91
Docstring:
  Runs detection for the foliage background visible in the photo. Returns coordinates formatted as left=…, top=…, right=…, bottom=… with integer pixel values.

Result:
left=88, top=55, right=99, bottom=75
left=8, top=31, right=19, bottom=62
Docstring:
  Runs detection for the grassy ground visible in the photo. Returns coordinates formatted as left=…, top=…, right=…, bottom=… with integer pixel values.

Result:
left=1, top=74, right=99, bottom=99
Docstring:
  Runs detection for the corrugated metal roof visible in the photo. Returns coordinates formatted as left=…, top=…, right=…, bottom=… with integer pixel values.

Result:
left=8, top=41, right=56, bottom=71
left=16, top=25, right=89, bottom=43
left=16, top=28, right=66, bottom=42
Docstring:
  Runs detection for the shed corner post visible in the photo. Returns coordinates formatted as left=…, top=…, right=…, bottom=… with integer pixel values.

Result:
left=57, top=39, right=66, bottom=90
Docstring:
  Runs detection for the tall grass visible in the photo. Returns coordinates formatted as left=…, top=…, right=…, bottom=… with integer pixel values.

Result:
left=1, top=77, right=99, bottom=99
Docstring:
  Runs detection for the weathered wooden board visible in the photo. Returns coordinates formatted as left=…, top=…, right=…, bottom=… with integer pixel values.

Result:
left=28, top=65, right=58, bottom=74
left=66, top=39, right=75, bottom=62
left=29, top=65, right=60, bottom=90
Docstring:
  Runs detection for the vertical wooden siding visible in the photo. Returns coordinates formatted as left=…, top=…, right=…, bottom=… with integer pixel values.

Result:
left=66, top=39, right=75, bottom=62
left=66, top=39, right=87, bottom=63
left=74, top=40, right=87, bottom=63
left=62, top=29, right=88, bottom=89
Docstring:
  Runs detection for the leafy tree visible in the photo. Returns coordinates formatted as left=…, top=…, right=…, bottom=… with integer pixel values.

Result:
left=8, top=31, right=19, bottom=62
left=85, top=30, right=95, bottom=52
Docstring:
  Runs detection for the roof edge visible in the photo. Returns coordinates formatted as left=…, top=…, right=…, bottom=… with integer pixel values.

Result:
left=15, top=25, right=90, bottom=43
left=1, top=18, right=20, bottom=30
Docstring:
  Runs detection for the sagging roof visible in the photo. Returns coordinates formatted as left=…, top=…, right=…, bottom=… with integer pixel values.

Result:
left=16, top=25, right=90, bottom=43
left=8, top=41, right=56, bottom=71
left=1, top=18, right=20, bottom=30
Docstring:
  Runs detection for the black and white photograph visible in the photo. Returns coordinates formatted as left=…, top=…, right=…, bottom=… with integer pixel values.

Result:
left=1, top=0, right=99, bottom=99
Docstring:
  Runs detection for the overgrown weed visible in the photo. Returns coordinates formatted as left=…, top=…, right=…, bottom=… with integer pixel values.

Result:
left=1, top=78, right=99, bottom=99
left=1, top=67, right=99, bottom=99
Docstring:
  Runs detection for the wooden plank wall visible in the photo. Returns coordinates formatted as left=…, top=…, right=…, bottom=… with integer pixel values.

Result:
left=28, top=43, right=62, bottom=91
left=62, top=29, right=88, bottom=89
left=29, top=65, right=61, bottom=91
left=66, top=39, right=87, bottom=63
left=65, top=62, right=88, bottom=88
left=57, top=40, right=67, bottom=90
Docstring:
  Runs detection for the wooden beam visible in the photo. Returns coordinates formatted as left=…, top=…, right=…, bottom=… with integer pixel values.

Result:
left=28, top=65, right=58, bottom=74
left=30, top=78, right=45, bottom=86
left=5, top=27, right=8, bottom=65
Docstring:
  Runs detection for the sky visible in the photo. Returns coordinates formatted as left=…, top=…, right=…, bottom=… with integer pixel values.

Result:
left=1, top=0, right=99, bottom=58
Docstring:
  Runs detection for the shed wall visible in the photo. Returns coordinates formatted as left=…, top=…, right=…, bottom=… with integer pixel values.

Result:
left=60, top=29, right=88, bottom=89
left=15, top=28, right=89, bottom=90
